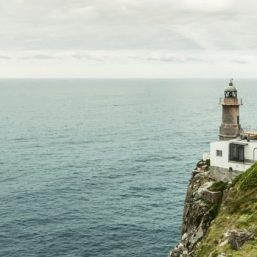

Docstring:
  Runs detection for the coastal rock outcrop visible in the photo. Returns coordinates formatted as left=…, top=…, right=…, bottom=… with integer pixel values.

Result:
left=169, top=162, right=257, bottom=257
left=169, top=161, right=225, bottom=257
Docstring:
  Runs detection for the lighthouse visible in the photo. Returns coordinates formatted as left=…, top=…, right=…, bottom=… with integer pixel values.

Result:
left=208, top=79, right=257, bottom=176
left=219, top=79, right=243, bottom=141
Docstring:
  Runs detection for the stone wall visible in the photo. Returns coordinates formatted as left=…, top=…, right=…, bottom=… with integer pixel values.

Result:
left=209, top=166, right=242, bottom=182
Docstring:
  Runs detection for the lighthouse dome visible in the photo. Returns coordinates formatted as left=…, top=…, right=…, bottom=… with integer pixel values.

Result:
left=224, top=80, right=237, bottom=98
left=225, top=84, right=237, bottom=92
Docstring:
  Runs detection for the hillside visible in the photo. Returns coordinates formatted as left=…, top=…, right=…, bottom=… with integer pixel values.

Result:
left=195, top=162, right=257, bottom=257
left=170, top=162, right=257, bottom=257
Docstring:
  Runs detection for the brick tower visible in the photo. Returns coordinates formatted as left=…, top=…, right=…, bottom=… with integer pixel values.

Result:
left=219, top=79, right=243, bottom=140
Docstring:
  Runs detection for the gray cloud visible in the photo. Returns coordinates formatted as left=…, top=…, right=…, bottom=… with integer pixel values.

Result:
left=144, top=56, right=205, bottom=63
left=20, top=54, right=60, bottom=60
left=71, top=53, right=104, bottom=61
left=0, top=0, right=257, bottom=77
left=231, top=59, right=249, bottom=64
left=0, top=55, right=11, bottom=59
left=2, top=0, right=256, bottom=52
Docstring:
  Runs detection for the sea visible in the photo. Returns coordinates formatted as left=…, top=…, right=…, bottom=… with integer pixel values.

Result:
left=0, top=79, right=257, bottom=257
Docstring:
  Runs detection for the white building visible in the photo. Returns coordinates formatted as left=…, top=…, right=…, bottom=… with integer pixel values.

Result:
left=209, top=80, right=257, bottom=174
left=210, top=138, right=257, bottom=172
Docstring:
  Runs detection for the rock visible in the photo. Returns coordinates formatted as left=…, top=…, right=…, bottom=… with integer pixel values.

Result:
left=181, top=233, right=187, bottom=241
left=169, top=244, right=188, bottom=257
left=201, top=165, right=208, bottom=170
left=229, top=230, right=254, bottom=250
left=200, top=189, right=222, bottom=204
left=169, top=169, right=222, bottom=257
left=192, top=170, right=201, bottom=177
left=169, top=160, right=257, bottom=257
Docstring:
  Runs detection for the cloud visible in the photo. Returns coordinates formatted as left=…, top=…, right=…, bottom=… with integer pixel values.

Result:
left=0, top=0, right=249, bottom=52
left=231, top=59, right=249, bottom=64
left=20, top=54, right=60, bottom=60
left=144, top=56, right=205, bottom=63
left=0, top=55, right=11, bottom=59
left=0, top=0, right=257, bottom=77
left=71, top=53, right=104, bottom=61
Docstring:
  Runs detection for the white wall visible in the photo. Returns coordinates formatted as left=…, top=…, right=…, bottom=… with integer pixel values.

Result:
left=210, top=141, right=229, bottom=169
left=244, top=142, right=257, bottom=162
left=210, top=140, right=255, bottom=172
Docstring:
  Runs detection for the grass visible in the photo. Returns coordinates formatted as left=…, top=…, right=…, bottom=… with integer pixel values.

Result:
left=194, top=162, right=257, bottom=257
left=239, top=163, right=257, bottom=190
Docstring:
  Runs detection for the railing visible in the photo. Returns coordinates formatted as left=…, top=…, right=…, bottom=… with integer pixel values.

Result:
left=219, top=97, right=243, bottom=105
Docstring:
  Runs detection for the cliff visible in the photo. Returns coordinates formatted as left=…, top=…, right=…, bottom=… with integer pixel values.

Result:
left=169, top=161, right=257, bottom=257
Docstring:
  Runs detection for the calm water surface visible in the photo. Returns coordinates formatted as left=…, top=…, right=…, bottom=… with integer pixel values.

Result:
left=0, top=79, right=256, bottom=257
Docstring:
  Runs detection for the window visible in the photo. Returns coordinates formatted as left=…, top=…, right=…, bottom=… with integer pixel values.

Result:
left=216, top=150, right=222, bottom=157
left=229, top=143, right=244, bottom=162
left=225, top=91, right=237, bottom=98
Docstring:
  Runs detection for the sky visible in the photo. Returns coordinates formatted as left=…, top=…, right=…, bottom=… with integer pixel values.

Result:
left=1, top=0, right=257, bottom=78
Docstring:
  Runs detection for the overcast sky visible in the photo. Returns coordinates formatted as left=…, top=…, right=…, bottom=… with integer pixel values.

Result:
left=1, top=0, right=257, bottom=78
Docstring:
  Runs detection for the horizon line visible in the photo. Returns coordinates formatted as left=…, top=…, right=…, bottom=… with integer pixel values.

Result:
left=0, top=77, right=257, bottom=80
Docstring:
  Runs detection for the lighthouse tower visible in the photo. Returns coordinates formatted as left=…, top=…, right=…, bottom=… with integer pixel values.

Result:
left=219, top=79, right=243, bottom=140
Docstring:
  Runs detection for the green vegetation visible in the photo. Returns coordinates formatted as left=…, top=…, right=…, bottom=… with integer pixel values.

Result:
left=240, top=163, right=257, bottom=190
left=195, top=163, right=257, bottom=257
left=208, top=181, right=228, bottom=192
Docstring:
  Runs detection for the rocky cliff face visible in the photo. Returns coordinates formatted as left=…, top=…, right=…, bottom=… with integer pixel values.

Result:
left=169, top=161, right=225, bottom=257
left=169, top=162, right=257, bottom=257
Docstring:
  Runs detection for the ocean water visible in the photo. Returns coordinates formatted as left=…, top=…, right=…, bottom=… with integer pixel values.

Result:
left=0, top=79, right=257, bottom=257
